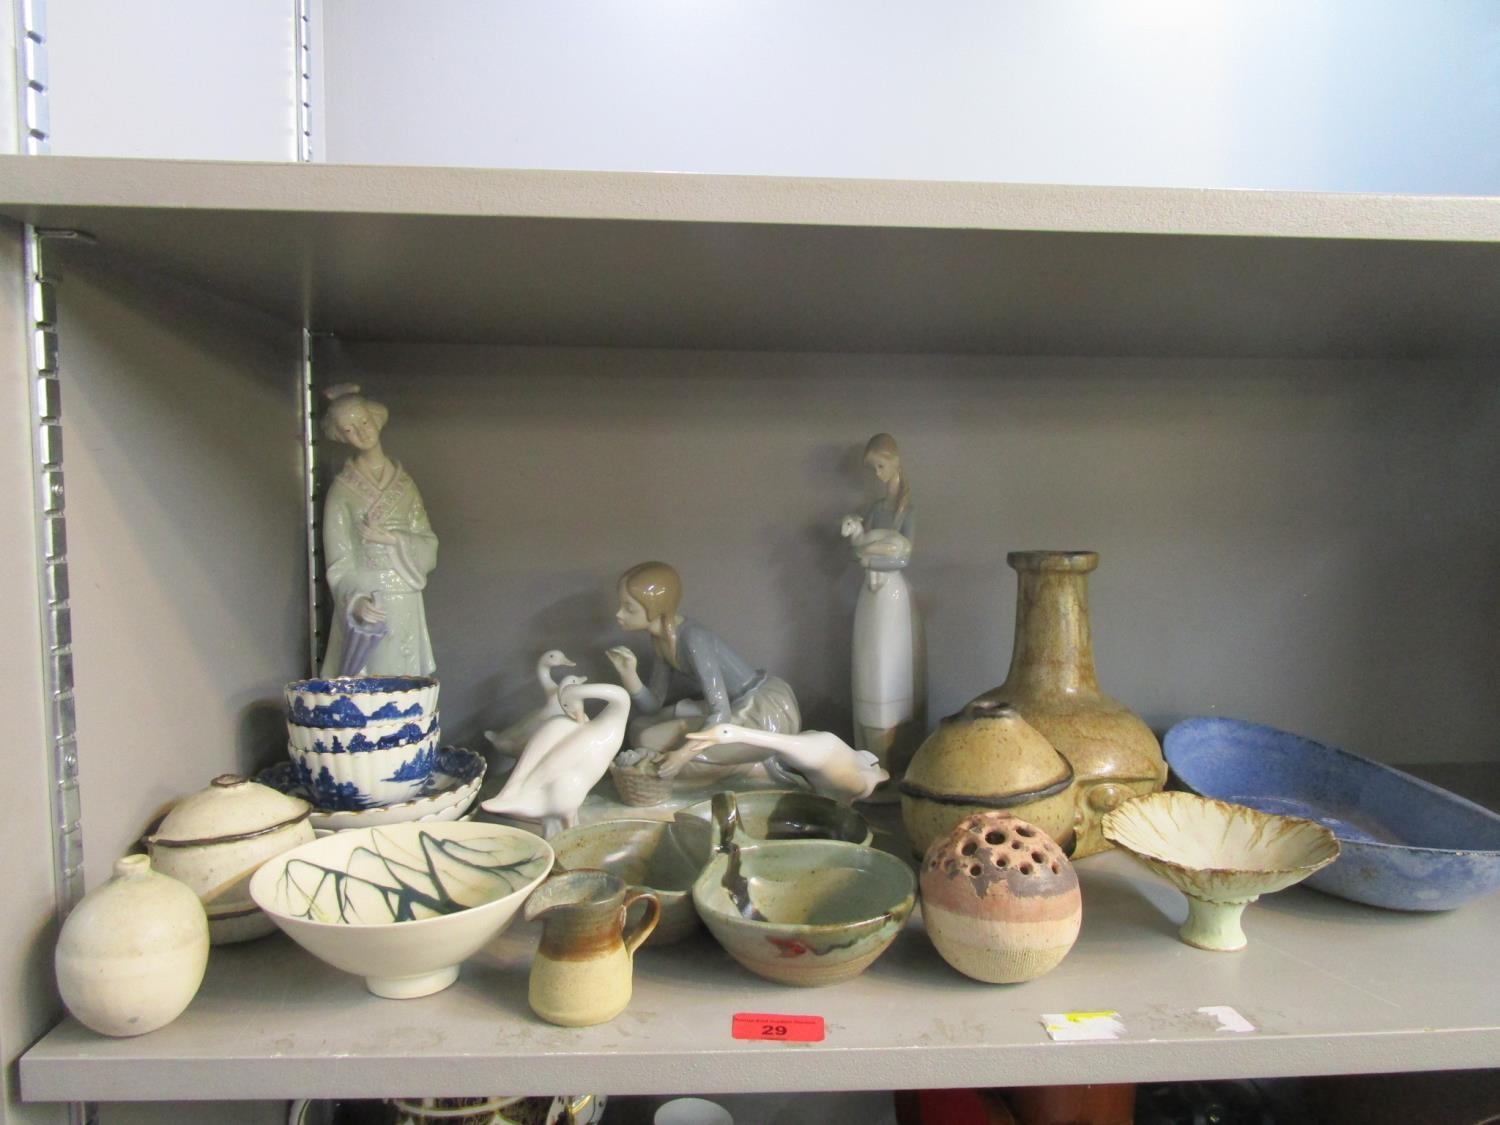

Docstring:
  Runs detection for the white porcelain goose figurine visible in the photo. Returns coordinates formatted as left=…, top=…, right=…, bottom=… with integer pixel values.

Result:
left=484, top=650, right=579, bottom=757
left=678, top=724, right=889, bottom=803
left=480, top=682, right=631, bottom=837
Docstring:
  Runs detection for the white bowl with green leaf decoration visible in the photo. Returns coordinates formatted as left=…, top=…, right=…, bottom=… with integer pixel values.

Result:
left=249, top=821, right=552, bottom=997
left=1102, top=791, right=1339, bottom=952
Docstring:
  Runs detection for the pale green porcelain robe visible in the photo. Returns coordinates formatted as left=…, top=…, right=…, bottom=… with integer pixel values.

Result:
left=320, top=461, right=437, bottom=676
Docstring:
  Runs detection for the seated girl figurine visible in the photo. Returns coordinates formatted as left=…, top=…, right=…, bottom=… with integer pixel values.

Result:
left=605, top=561, right=802, bottom=785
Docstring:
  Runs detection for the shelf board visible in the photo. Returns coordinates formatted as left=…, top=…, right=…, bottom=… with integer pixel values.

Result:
left=22, top=846, right=1500, bottom=1102
left=1, top=156, right=1498, bottom=356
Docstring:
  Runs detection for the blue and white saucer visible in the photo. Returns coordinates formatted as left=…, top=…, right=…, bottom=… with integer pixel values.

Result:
left=257, top=746, right=486, bottom=833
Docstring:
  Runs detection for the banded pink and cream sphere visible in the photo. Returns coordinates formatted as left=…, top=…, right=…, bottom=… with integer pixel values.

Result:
left=920, top=812, right=1081, bottom=983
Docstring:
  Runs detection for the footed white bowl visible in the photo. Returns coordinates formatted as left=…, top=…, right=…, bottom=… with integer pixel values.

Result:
left=1103, top=792, right=1339, bottom=951
left=249, top=821, right=553, bottom=997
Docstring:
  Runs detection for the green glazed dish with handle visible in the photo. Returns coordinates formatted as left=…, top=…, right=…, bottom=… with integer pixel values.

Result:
left=691, top=791, right=915, bottom=986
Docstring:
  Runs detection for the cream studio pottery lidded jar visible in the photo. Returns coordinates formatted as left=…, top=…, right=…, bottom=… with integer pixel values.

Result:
left=55, top=855, right=210, bottom=1037
left=147, top=774, right=314, bottom=943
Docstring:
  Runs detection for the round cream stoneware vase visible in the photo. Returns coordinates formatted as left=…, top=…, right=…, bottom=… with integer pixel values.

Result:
left=55, top=854, right=210, bottom=1037
left=148, top=774, right=314, bottom=944
left=920, top=812, right=1081, bottom=983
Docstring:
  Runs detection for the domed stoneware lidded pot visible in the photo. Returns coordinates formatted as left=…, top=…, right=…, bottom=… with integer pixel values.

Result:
left=147, top=774, right=315, bottom=944
left=55, top=854, right=210, bottom=1037
left=900, top=699, right=1076, bottom=859
left=971, top=550, right=1166, bottom=858
left=921, top=811, right=1081, bottom=983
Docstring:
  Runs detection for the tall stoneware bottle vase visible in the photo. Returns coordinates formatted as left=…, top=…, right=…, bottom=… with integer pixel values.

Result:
left=973, top=550, right=1166, bottom=858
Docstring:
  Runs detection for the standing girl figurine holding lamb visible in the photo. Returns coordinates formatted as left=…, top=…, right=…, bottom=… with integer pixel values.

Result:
left=842, top=433, right=924, bottom=796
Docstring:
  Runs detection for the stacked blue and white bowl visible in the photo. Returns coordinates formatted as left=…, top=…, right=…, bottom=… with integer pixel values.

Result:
left=284, top=676, right=441, bottom=811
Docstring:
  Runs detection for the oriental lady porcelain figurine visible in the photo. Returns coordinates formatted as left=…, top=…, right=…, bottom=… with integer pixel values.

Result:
left=605, top=561, right=802, bottom=794
left=842, top=433, right=925, bottom=797
left=319, top=385, right=438, bottom=677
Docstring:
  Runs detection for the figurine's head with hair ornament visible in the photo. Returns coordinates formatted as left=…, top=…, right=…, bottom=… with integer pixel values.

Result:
left=322, top=383, right=389, bottom=449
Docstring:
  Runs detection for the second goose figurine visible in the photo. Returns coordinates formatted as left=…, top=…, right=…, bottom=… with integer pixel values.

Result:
left=480, top=682, right=630, bottom=837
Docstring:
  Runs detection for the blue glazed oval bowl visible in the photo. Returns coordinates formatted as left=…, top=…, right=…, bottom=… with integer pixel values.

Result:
left=1164, top=717, right=1500, bottom=912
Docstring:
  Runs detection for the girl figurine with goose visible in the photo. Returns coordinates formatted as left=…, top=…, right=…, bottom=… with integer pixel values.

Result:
left=605, top=561, right=803, bottom=787
left=319, top=385, right=439, bottom=677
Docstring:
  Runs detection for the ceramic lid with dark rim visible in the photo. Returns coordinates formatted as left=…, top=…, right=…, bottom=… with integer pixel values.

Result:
left=149, top=774, right=311, bottom=848
left=901, top=699, right=1073, bottom=805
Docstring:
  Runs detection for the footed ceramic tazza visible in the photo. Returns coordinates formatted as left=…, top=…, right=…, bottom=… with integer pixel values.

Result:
left=1103, top=792, right=1339, bottom=952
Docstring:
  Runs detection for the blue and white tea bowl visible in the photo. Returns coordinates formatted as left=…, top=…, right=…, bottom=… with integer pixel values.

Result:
left=287, top=711, right=440, bottom=755
left=286, top=676, right=440, bottom=729
left=288, top=731, right=441, bottom=811
left=249, top=821, right=553, bottom=998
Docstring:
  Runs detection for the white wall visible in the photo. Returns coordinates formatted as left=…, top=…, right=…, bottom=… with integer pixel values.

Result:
left=320, top=0, right=1500, bottom=193
left=44, top=0, right=297, bottom=161
left=26, top=0, right=1500, bottom=193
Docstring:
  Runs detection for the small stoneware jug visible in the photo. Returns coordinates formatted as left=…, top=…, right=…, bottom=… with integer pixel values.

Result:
left=524, top=869, right=661, bottom=1027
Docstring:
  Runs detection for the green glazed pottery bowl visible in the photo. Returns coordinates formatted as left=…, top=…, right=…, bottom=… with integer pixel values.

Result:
left=676, top=789, right=874, bottom=849
left=548, top=818, right=705, bottom=944
left=692, top=792, right=915, bottom=986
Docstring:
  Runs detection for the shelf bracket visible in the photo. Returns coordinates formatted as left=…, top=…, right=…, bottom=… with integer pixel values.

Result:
left=23, top=228, right=98, bottom=1125
left=12, top=0, right=49, bottom=154
left=295, top=0, right=314, bottom=163
left=301, top=328, right=325, bottom=675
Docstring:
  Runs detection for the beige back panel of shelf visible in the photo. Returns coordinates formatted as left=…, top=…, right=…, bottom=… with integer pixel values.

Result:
left=57, top=248, right=305, bottom=889
left=325, top=341, right=1500, bottom=766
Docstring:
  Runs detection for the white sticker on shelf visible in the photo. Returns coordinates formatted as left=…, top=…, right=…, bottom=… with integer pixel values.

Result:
left=1198, top=1005, right=1257, bottom=1033
left=1040, top=1011, right=1125, bottom=1042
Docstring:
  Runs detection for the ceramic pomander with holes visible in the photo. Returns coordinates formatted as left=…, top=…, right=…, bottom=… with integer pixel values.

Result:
left=920, top=811, right=1081, bottom=983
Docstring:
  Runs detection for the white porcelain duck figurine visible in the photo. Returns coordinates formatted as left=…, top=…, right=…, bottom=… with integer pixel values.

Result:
left=678, top=724, right=889, bottom=803
left=480, top=682, right=631, bottom=837
left=484, top=650, right=579, bottom=757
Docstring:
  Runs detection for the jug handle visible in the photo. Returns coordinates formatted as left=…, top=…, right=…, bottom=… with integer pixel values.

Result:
left=621, top=887, right=662, bottom=955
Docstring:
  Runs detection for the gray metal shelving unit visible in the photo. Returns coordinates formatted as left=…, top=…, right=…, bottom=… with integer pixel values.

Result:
left=1, top=156, right=1497, bottom=1111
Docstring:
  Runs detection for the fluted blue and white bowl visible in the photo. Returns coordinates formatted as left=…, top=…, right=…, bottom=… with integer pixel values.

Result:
left=287, top=711, right=439, bottom=755
left=286, top=676, right=439, bottom=729
left=288, top=731, right=441, bottom=811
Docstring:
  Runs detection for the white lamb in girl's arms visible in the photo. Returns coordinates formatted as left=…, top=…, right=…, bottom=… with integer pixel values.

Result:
left=678, top=723, right=888, bottom=803
left=840, top=514, right=907, bottom=558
